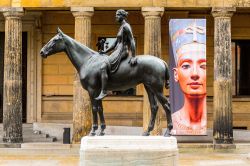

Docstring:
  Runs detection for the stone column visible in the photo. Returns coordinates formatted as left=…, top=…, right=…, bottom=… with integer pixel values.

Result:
left=142, top=7, right=164, bottom=135
left=2, top=8, right=24, bottom=143
left=34, top=13, right=43, bottom=123
left=71, top=7, right=94, bottom=143
left=212, top=7, right=236, bottom=148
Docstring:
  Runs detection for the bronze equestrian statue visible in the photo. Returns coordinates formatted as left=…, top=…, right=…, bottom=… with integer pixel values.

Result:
left=40, top=9, right=172, bottom=137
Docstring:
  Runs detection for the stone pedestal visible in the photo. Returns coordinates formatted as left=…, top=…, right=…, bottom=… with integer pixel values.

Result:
left=80, top=136, right=178, bottom=166
left=141, top=7, right=164, bottom=135
left=71, top=7, right=94, bottom=143
left=212, top=7, right=236, bottom=146
left=2, top=7, right=24, bottom=143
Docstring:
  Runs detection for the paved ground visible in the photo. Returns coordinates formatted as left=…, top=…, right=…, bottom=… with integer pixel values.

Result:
left=1, top=126, right=250, bottom=165
left=0, top=144, right=79, bottom=166
left=0, top=143, right=249, bottom=166
left=178, top=144, right=250, bottom=166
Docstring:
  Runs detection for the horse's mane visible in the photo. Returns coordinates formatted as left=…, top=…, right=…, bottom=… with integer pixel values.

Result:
left=62, top=33, right=100, bottom=56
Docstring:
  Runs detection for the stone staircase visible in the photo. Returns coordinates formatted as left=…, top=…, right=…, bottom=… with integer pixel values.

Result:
left=0, top=124, right=57, bottom=143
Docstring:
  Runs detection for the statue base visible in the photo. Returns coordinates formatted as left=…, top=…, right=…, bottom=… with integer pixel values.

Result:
left=80, top=136, right=178, bottom=166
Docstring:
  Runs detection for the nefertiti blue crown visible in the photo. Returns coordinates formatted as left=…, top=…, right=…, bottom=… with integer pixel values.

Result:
left=169, top=19, right=206, bottom=63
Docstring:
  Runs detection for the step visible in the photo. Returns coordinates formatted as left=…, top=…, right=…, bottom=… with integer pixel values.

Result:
left=0, top=136, right=57, bottom=143
left=0, top=132, right=51, bottom=139
left=23, top=136, right=57, bottom=143
left=21, top=143, right=71, bottom=149
left=24, top=133, right=49, bottom=138
left=0, top=127, right=57, bottom=143
left=0, top=125, right=32, bottom=131
left=22, top=134, right=51, bottom=140
left=0, top=143, right=21, bottom=148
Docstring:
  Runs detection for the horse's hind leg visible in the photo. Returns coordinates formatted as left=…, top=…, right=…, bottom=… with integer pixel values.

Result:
left=97, top=100, right=106, bottom=136
left=155, top=92, right=173, bottom=137
left=142, top=86, right=159, bottom=136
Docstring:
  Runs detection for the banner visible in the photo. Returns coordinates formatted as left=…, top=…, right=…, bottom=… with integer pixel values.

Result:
left=169, top=19, right=207, bottom=135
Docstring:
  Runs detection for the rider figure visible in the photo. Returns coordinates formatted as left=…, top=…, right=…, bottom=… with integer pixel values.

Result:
left=95, top=9, right=137, bottom=100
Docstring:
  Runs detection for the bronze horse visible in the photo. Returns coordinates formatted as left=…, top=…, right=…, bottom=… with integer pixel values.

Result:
left=40, top=28, right=173, bottom=136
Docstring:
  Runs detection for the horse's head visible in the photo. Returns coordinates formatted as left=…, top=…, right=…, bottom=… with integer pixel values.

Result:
left=40, top=28, right=66, bottom=58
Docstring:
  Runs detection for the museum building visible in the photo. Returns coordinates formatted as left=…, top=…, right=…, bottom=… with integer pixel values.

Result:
left=0, top=0, right=250, bottom=145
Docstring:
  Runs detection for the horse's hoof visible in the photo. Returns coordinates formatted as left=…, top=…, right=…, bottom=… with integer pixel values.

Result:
left=89, top=132, right=96, bottom=136
left=164, top=129, right=172, bottom=137
left=98, top=131, right=105, bottom=136
left=164, top=133, right=171, bottom=137
left=142, top=131, right=150, bottom=136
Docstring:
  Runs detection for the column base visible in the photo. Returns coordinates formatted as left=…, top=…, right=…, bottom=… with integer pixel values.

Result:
left=213, top=143, right=236, bottom=149
left=213, top=138, right=234, bottom=144
left=0, top=143, right=21, bottom=148
left=213, top=138, right=235, bottom=149
left=3, top=137, right=23, bottom=143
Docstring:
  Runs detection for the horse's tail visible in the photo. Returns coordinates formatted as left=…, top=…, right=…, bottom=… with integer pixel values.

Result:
left=163, top=61, right=170, bottom=89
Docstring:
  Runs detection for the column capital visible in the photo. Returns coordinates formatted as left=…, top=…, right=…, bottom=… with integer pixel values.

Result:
left=1, top=7, right=24, bottom=18
left=141, top=7, right=164, bottom=18
left=71, top=7, right=94, bottom=18
left=212, top=7, right=236, bottom=18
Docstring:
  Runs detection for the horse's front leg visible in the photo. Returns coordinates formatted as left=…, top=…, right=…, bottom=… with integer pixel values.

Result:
left=89, top=98, right=99, bottom=136
left=97, top=100, right=106, bottom=136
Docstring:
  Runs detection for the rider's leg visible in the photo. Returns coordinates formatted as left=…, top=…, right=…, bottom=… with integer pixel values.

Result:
left=95, top=63, right=108, bottom=100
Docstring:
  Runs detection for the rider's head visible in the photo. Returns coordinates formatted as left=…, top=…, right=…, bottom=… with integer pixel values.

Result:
left=116, top=9, right=128, bottom=22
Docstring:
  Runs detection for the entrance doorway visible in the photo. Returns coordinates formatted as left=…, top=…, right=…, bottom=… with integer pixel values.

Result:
left=0, top=32, right=27, bottom=123
left=232, top=40, right=250, bottom=96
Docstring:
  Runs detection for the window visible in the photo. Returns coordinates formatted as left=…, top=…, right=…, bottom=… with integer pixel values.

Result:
left=232, top=40, right=250, bottom=96
left=96, top=37, right=136, bottom=96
